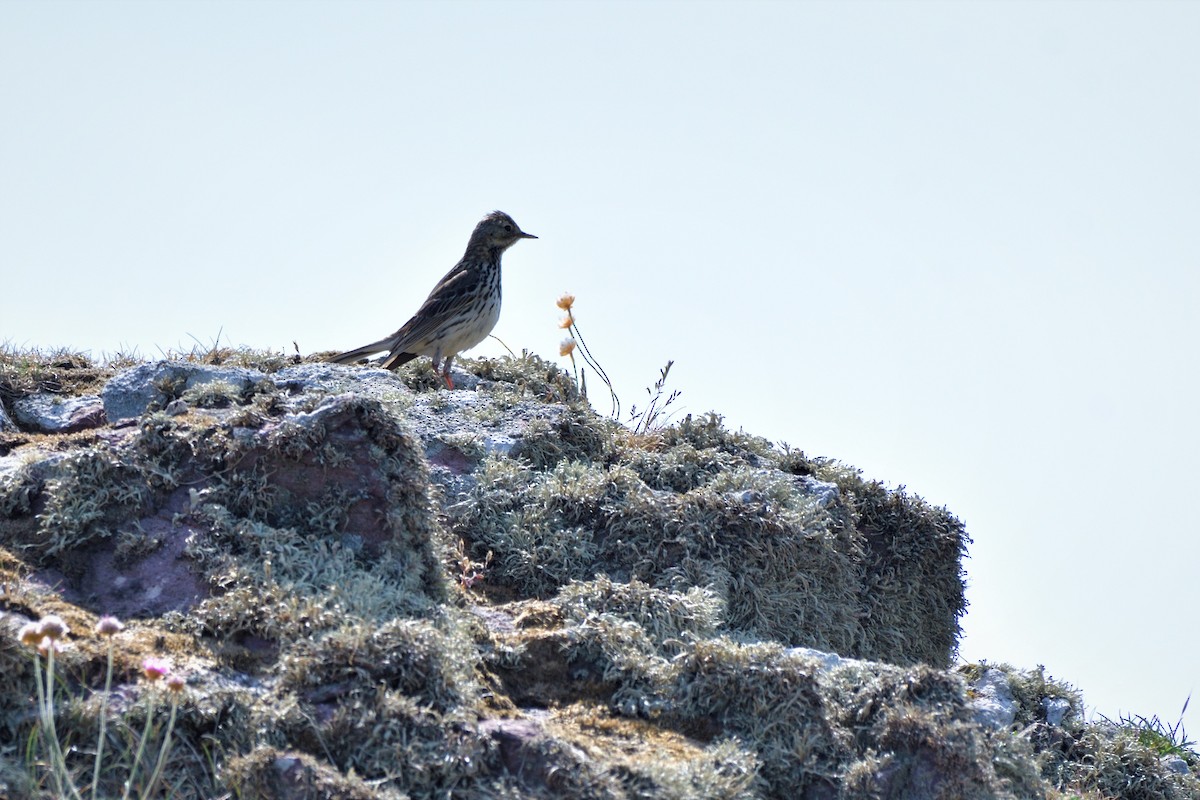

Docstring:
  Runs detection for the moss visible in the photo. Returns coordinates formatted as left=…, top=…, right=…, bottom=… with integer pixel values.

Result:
left=461, top=352, right=582, bottom=404
left=669, top=638, right=850, bottom=795
left=0, top=462, right=39, bottom=518
left=1052, top=724, right=1200, bottom=800
left=276, top=616, right=480, bottom=713
left=24, top=448, right=154, bottom=561
left=1, top=347, right=1054, bottom=800
left=544, top=704, right=766, bottom=800
left=619, top=440, right=745, bottom=493
left=180, top=378, right=249, bottom=409
left=970, top=663, right=1085, bottom=730
left=287, top=691, right=489, bottom=797
left=456, top=456, right=865, bottom=656
left=177, top=512, right=444, bottom=669
left=516, top=404, right=617, bottom=469
left=818, top=469, right=970, bottom=668
left=553, top=576, right=724, bottom=650
left=224, top=746, right=399, bottom=800
left=0, top=347, right=111, bottom=403
left=656, top=413, right=777, bottom=463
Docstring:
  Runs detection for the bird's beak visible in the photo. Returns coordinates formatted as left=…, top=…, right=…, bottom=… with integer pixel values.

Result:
left=520, top=231, right=538, bottom=239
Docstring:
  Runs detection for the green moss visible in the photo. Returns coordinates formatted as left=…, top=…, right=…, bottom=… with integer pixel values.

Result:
left=0, top=347, right=1034, bottom=800
left=1052, top=724, right=1199, bottom=800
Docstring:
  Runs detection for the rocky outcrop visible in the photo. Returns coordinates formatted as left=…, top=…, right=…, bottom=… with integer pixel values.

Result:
left=0, top=351, right=1194, bottom=800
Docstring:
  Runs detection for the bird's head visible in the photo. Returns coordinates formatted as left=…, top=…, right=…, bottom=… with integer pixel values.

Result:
left=472, top=211, right=537, bottom=250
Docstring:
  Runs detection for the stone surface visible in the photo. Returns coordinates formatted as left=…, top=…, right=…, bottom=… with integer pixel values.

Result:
left=1042, top=696, right=1071, bottom=727
left=1163, top=755, right=1192, bottom=776
left=0, top=401, right=17, bottom=433
left=12, top=393, right=106, bottom=433
left=969, top=668, right=1018, bottom=730
left=101, top=362, right=266, bottom=422
left=32, top=487, right=210, bottom=618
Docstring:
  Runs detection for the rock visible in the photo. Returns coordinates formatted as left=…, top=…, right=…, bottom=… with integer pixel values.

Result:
left=478, top=715, right=596, bottom=793
left=102, top=362, right=266, bottom=422
left=15, top=353, right=1163, bottom=800
left=12, top=393, right=106, bottom=433
left=32, top=486, right=210, bottom=618
left=0, top=402, right=17, bottom=433
left=797, top=475, right=841, bottom=507
left=1042, top=696, right=1072, bottom=727
left=970, top=668, right=1017, bottom=729
left=786, top=645, right=853, bottom=671
left=1163, top=755, right=1191, bottom=776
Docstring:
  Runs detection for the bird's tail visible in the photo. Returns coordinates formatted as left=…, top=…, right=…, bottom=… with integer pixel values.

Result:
left=327, top=337, right=397, bottom=365
left=381, top=351, right=418, bottom=370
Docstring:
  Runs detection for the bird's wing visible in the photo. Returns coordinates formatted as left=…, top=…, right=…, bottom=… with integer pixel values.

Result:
left=385, top=264, right=485, bottom=352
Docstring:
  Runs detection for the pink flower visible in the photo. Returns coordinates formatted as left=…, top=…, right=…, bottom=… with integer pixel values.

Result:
left=142, top=657, right=170, bottom=682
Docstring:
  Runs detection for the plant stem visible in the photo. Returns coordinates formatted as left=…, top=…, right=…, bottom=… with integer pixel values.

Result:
left=43, top=648, right=84, bottom=800
left=31, top=654, right=63, bottom=799
left=91, top=640, right=115, bottom=800
left=140, top=696, right=179, bottom=799
left=121, top=691, right=159, bottom=800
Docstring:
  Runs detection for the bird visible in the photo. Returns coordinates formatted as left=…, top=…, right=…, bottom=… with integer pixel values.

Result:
left=328, top=210, right=536, bottom=388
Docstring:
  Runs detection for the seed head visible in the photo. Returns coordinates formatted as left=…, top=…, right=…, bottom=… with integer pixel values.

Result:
left=17, top=622, right=43, bottom=649
left=38, top=615, right=68, bottom=642
left=558, top=314, right=574, bottom=329
left=556, top=293, right=575, bottom=311
left=559, top=339, right=577, bottom=357
left=166, top=674, right=186, bottom=694
left=95, top=616, right=124, bottom=637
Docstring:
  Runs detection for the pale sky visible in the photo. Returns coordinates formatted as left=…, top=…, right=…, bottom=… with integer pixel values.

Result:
left=3, top=0, right=1198, bottom=732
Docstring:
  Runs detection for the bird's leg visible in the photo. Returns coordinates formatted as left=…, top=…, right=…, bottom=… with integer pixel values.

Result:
left=428, top=349, right=446, bottom=388
left=442, top=355, right=455, bottom=390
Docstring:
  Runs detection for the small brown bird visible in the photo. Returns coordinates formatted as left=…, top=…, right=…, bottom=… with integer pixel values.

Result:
left=329, top=211, right=536, bottom=388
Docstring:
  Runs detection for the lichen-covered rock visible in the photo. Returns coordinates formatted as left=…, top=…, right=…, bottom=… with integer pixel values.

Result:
left=12, top=393, right=106, bottom=433
left=0, top=399, right=21, bottom=433
left=0, top=348, right=1194, bottom=800
left=101, top=362, right=266, bottom=422
left=971, top=668, right=1019, bottom=730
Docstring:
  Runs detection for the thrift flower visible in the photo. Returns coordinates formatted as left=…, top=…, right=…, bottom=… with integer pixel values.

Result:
left=17, top=621, right=42, bottom=648
left=38, top=615, right=68, bottom=641
left=95, top=616, right=124, bottom=637
left=142, top=657, right=170, bottom=682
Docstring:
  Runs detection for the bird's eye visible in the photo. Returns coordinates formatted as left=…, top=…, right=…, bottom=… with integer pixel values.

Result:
left=504, top=224, right=512, bottom=232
